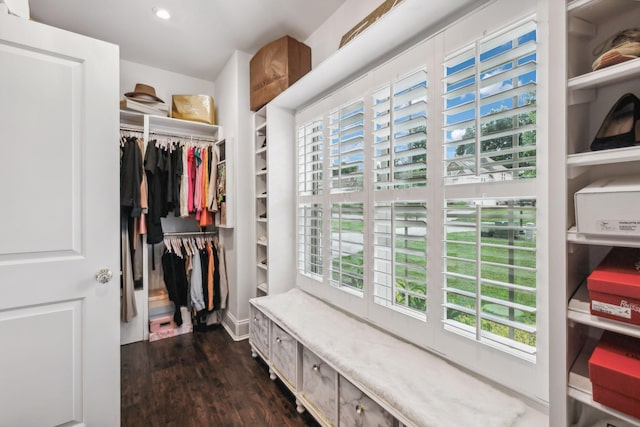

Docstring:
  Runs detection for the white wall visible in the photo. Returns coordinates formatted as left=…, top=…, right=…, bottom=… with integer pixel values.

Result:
left=214, top=50, right=253, bottom=339
left=120, top=59, right=215, bottom=108
left=304, top=0, right=380, bottom=67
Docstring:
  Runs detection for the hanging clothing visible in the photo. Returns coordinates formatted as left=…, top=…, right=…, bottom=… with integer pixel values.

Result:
left=206, top=241, right=215, bottom=311
left=121, top=214, right=138, bottom=322
left=120, top=136, right=143, bottom=218
left=187, top=147, right=196, bottom=214
left=207, top=146, right=219, bottom=212
left=214, top=238, right=228, bottom=309
left=144, top=141, right=166, bottom=244
left=190, top=249, right=205, bottom=312
left=161, top=251, right=189, bottom=326
left=180, top=145, right=189, bottom=217
left=171, top=147, right=183, bottom=217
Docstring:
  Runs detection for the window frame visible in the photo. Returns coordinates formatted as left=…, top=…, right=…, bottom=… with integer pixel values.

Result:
left=294, top=1, right=547, bottom=402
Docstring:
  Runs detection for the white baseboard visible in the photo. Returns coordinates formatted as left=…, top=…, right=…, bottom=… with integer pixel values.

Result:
left=221, top=310, right=249, bottom=341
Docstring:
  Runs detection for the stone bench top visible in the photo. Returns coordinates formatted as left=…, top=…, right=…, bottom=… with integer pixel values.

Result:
left=251, top=288, right=539, bottom=427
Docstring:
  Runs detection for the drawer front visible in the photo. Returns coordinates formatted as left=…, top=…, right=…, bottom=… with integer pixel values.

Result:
left=339, top=376, right=394, bottom=427
left=270, top=323, right=297, bottom=386
left=249, top=306, right=269, bottom=357
left=302, top=347, right=337, bottom=425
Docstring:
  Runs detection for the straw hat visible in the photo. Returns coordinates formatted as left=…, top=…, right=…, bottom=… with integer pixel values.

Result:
left=124, top=83, right=164, bottom=103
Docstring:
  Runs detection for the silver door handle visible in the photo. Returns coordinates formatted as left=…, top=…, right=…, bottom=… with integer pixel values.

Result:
left=95, top=268, right=113, bottom=284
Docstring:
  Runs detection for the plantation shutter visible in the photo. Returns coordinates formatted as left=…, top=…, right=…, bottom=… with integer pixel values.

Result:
left=444, top=20, right=537, bottom=184
left=298, top=204, right=323, bottom=278
left=329, top=100, right=365, bottom=193
left=330, top=203, right=364, bottom=291
left=373, top=70, right=427, bottom=190
left=298, top=120, right=323, bottom=197
left=443, top=199, right=537, bottom=355
left=373, top=201, right=427, bottom=313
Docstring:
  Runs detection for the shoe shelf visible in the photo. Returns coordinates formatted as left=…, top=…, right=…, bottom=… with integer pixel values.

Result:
left=254, top=107, right=268, bottom=297
left=566, top=145, right=640, bottom=178
left=567, top=226, right=640, bottom=248
left=568, top=338, right=640, bottom=426
left=568, top=282, right=640, bottom=339
left=568, top=58, right=640, bottom=93
left=567, top=145, right=640, bottom=167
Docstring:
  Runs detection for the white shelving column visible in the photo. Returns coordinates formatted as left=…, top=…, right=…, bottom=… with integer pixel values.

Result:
left=563, top=0, right=640, bottom=425
left=252, top=105, right=296, bottom=297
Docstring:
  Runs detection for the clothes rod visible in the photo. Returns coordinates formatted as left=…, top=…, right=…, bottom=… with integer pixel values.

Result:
left=163, top=230, right=218, bottom=237
left=120, top=125, right=144, bottom=132
left=149, top=131, right=218, bottom=143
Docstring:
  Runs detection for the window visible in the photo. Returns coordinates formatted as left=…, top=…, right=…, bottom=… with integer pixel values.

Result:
left=442, top=18, right=538, bottom=359
left=295, top=6, right=542, bottom=396
left=331, top=203, right=364, bottom=291
left=330, top=100, right=365, bottom=193
left=443, top=198, right=537, bottom=355
left=298, top=120, right=323, bottom=197
left=373, top=201, right=427, bottom=313
left=372, top=69, right=428, bottom=315
left=443, top=20, right=537, bottom=184
left=298, top=204, right=323, bottom=277
left=372, top=70, right=427, bottom=190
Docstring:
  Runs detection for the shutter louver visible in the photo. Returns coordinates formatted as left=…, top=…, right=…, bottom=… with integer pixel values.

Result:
left=298, top=204, right=323, bottom=278
left=330, top=203, right=364, bottom=291
left=374, top=201, right=427, bottom=313
left=443, top=198, right=537, bottom=354
left=330, top=101, right=364, bottom=193
left=298, top=120, right=323, bottom=196
left=373, top=70, right=427, bottom=190
left=444, top=20, right=537, bottom=184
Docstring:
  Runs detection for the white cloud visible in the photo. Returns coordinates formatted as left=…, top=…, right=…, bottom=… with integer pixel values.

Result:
left=451, top=129, right=466, bottom=140
left=480, top=81, right=513, bottom=97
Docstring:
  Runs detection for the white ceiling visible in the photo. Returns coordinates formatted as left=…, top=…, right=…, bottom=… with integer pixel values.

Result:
left=29, top=0, right=346, bottom=81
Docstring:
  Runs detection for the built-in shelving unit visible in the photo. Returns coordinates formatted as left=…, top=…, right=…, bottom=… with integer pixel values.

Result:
left=564, top=0, right=640, bottom=425
left=215, top=138, right=233, bottom=228
left=254, top=108, right=268, bottom=296
left=119, top=110, right=226, bottom=344
left=252, top=105, right=296, bottom=298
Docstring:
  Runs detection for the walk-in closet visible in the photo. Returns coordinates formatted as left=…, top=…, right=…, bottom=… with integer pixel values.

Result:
left=4, top=0, right=640, bottom=426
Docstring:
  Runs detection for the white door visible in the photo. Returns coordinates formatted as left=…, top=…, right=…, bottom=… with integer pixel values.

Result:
left=0, top=7, right=120, bottom=427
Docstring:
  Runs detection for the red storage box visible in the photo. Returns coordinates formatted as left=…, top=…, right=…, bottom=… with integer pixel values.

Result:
left=588, top=247, right=640, bottom=325
left=589, top=332, right=640, bottom=419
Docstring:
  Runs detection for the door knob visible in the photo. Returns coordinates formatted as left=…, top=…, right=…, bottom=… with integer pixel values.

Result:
left=95, top=268, right=113, bottom=284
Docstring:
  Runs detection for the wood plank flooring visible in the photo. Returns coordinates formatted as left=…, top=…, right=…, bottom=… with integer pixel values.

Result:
left=121, top=326, right=319, bottom=427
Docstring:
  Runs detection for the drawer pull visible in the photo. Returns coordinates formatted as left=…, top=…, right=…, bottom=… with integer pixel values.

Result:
left=312, top=363, right=321, bottom=372
left=253, top=316, right=259, bottom=322
left=355, top=404, right=365, bottom=415
left=276, top=336, right=282, bottom=343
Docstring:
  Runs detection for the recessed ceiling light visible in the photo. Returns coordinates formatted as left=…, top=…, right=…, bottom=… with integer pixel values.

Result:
left=152, top=7, right=171, bottom=20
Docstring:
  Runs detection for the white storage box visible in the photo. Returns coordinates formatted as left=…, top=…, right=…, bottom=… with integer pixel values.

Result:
left=575, top=176, right=640, bottom=236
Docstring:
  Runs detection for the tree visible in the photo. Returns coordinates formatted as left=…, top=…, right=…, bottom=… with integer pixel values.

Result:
left=454, top=91, right=536, bottom=178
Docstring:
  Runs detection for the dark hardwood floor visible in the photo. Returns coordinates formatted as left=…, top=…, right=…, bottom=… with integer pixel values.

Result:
left=121, top=326, right=319, bottom=427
